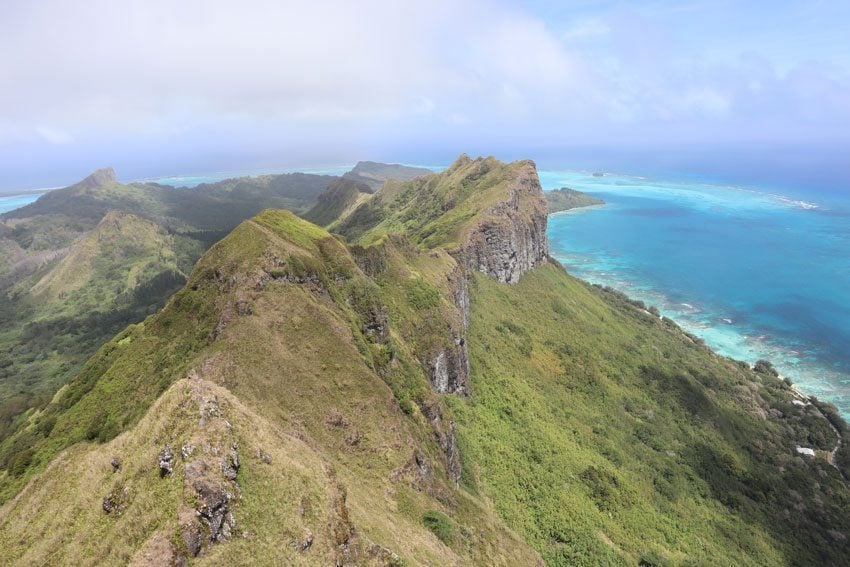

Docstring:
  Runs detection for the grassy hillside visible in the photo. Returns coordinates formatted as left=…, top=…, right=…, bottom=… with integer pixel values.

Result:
left=451, top=265, right=850, bottom=565
left=0, top=209, right=539, bottom=565
left=303, top=178, right=374, bottom=227
left=1, top=156, right=848, bottom=565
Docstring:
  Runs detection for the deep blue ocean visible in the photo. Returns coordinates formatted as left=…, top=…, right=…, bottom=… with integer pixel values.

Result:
left=541, top=169, right=850, bottom=418
left=4, top=164, right=849, bottom=418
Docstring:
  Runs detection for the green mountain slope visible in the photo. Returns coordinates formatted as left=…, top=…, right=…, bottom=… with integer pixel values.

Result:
left=28, top=211, right=181, bottom=311
left=0, top=208, right=539, bottom=565
left=0, top=168, right=336, bottom=437
left=303, top=178, right=374, bottom=228
left=0, top=211, right=191, bottom=411
left=0, top=155, right=848, bottom=565
left=454, top=267, right=850, bottom=565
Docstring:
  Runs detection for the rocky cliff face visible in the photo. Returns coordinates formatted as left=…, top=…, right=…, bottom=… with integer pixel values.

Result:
left=426, top=158, right=548, bottom=396
left=456, top=160, right=549, bottom=285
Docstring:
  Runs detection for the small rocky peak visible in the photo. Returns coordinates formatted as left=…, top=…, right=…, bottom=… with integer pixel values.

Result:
left=456, top=157, right=549, bottom=284
left=447, top=153, right=474, bottom=171
left=75, top=167, right=117, bottom=190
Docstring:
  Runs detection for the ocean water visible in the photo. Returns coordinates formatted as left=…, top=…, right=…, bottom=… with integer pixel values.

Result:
left=541, top=169, right=850, bottom=418
left=0, top=193, right=42, bottom=214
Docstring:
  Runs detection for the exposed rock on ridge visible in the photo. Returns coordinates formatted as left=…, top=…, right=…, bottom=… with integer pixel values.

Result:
left=426, top=156, right=548, bottom=396
left=456, top=159, right=549, bottom=285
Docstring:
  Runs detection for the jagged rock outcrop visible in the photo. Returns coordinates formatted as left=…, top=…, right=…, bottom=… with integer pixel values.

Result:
left=158, top=445, right=174, bottom=476
left=430, top=337, right=469, bottom=396
left=428, top=264, right=473, bottom=396
left=422, top=158, right=547, bottom=396
left=176, top=373, right=242, bottom=558
left=457, top=160, right=549, bottom=285
left=421, top=399, right=462, bottom=485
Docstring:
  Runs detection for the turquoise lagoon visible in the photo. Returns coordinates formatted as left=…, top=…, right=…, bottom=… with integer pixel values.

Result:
left=542, top=169, right=850, bottom=418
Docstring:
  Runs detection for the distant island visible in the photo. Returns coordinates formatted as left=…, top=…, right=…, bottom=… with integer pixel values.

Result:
left=545, top=186, right=605, bottom=213
left=342, top=160, right=432, bottom=191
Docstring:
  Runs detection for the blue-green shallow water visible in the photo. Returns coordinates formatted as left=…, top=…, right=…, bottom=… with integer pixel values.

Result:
left=0, top=193, right=41, bottom=214
left=541, top=170, right=850, bottom=418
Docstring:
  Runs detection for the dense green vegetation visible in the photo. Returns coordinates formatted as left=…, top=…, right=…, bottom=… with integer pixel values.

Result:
left=449, top=265, right=850, bottom=565
left=545, top=187, right=605, bottom=213
left=423, top=510, right=454, bottom=545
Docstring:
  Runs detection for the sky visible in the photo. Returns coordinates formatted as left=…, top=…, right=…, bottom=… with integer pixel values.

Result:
left=1, top=0, right=849, bottom=191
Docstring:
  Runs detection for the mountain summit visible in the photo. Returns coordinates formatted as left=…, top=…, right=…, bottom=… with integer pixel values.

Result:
left=76, top=167, right=118, bottom=189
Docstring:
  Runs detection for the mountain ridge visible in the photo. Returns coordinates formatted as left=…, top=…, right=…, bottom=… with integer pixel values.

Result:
left=1, top=155, right=849, bottom=565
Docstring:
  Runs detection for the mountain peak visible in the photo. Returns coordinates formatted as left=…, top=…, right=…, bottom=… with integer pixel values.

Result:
left=76, top=167, right=117, bottom=189
left=447, top=153, right=474, bottom=170
left=335, top=154, right=548, bottom=284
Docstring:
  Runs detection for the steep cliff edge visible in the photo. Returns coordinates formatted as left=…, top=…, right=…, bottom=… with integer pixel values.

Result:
left=452, top=156, right=549, bottom=284
left=337, top=154, right=549, bottom=280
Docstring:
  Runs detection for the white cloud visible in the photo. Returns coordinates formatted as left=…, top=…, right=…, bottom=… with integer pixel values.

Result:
left=35, top=126, right=74, bottom=145
left=1, top=0, right=849, bottom=168
left=562, top=18, right=611, bottom=41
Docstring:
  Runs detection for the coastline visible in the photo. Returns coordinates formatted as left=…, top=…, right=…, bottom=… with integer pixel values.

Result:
left=553, top=249, right=846, bottom=419
left=542, top=167, right=850, bottom=421
left=0, top=186, right=58, bottom=197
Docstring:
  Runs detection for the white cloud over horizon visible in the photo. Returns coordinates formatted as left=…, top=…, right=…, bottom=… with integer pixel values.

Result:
left=1, top=0, right=849, bottom=187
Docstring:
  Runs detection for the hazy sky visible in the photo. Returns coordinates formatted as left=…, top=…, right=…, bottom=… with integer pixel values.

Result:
left=2, top=0, right=849, bottom=190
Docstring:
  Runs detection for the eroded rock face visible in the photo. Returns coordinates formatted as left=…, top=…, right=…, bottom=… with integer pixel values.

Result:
left=158, top=445, right=174, bottom=477
left=458, top=162, right=549, bottom=285
left=102, top=486, right=130, bottom=516
left=421, top=399, right=462, bottom=485
left=425, top=162, right=547, bottom=396
left=195, top=476, right=236, bottom=542
left=220, top=444, right=240, bottom=481
left=426, top=265, right=472, bottom=396
left=430, top=338, right=469, bottom=396
left=171, top=371, right=242, bottom=557
left=445, top=421, right=461, bottom=485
